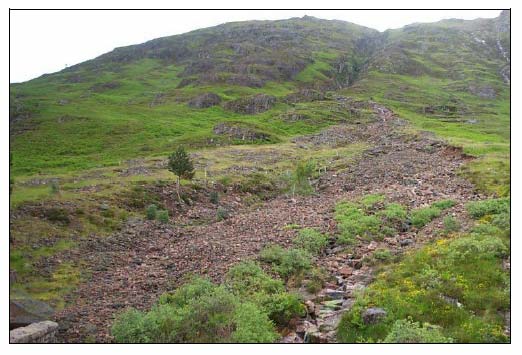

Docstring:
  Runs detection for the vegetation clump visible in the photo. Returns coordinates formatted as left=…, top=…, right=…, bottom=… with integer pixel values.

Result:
left=293, top=228, right=329, bottom=255
left=259, top=245, right=312, bottom=280
left=383, top=318, right=453, bottom=343
left=112, top=277, right=278, bottom=343
left=337, top=198, right=510, bottom=343
left=168, top=146, right=195, bottom=200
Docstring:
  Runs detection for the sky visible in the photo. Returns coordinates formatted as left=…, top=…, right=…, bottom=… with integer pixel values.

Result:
left=9, top=9, right=502, bottom=83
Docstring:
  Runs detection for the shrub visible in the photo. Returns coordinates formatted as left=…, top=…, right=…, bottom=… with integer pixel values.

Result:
left=259, top=245, right=312, bottom=279
left=293, top=228, right=329, bottom=255
left=238, top=173, right=276, bottom=195
left=209, top=191, right=219, bottom=204
left=432, top=199, right=456, bottom=210
left=216, top=207, right=229, bottom=221
left=230, top=302, right=279, bottom=343
left=360, top=194, right=385, bottom=211
left=383, top=319, right=453, bottom=343
left=157, top=210, right=169, bottom=223
left=444, top=234, right=508, bottom=261
left=289, top=160, right=316, bottom=195
left=305, top=267, right=328, bottom=294
left=224, top=261, right=304, bottom=327
left=113, top=277, right=278, bottom=343
left=466, top=198, right=510, bottom=219
left=379, top=203, right=407, bottom=225
left=443, top=216, right=460, bottom=233
left=373, top=248, right=393, bottom=261
left=225, top=261, right=285, bottom=297
left=410, top=207, right=441, bottom=228
left=146, top=204, right=157, bottom=220
left=258, top=292, right=305, bottom=326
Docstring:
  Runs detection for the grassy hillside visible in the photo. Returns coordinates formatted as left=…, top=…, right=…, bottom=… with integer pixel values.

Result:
left=9, top=11, right=510, bottom=343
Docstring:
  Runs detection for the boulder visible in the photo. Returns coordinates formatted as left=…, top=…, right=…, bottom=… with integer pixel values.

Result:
left=187, top=93, right=221, bottom=108
left=10, top=299, right=55, bottom=329
left=223, top=94, right=276, bottom=114
left=362, top=307, right=387, bottom=325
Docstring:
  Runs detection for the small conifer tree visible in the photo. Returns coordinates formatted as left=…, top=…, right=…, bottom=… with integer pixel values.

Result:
left=168, top=146, right=195, bottom=201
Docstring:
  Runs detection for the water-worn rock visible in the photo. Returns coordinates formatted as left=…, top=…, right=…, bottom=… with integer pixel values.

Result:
left=362, top=307, right=387, bottom=325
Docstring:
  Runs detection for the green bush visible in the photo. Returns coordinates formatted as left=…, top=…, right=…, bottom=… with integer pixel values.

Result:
left=146, top=204, right=157, bottom=220
left=209, top=191, right=219, bottom=204
left=224, top=261, right=305, bottom=327
left=288, top=160, right=316, bottom=195
left=230, top=303, right=279, bottom=343
left=379, top=203, right=407, bottom=225
left=360, top=194, right=385, bottom=211
left=112, top=277, right=278, bottom=343
left=259, top=245, right=312, bottom=279
left=443, top=216, right=460, bottom=233
left=293, top=228, right=329, bottom=255
left=373, top=248, right=393, bottom=261
left=225, top=261, right=284, bottom=297
left=410, top=207, right=441, bottom=228
left=466, top=198, right=510, bottom=219
left=305, top=267, right=328, bottom=293
left=335, top=204, right=381, bottom=243
left=383, top=319, right=453, bottom=343
left=257, top=292, right=306, bottom=326
left=157, top=210, right=169, bottom=223
left=432, top=200, right=456, bottom=210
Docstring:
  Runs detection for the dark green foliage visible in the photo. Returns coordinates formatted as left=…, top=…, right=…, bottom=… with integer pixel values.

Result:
left=145, top=204, right=157, bottom=220
left=289, top=161, right=316, bottom=195
left=225, top=260, right=285, bottom=297
left=225, top=261, right=305, bottom=327
left=168, top=146, right=195, bottom=181
left=259, top=245, right=312, bottom=280
left=410, top=207, right=441, bottom=228
left=466, top=198, right=510, bottom=219
left=112, top=277, right=278, bottom=343
left=43, top=208, right=70, bottom=225
left=293, top=228, right=329, bottom=255
left=432, top=199, right=456, bottom=210
left=157, top=210, right=169, bottom=223
left=209, top=191, right=219, bottom=204
left=373, top=248, right=392, bottom=261
left=383, top=319, right=453, bottom=343
left=335, top=201, right=380, bottom=244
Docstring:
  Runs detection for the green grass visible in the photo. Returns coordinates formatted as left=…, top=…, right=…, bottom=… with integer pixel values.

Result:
left=337, top=199, right=510, bottom=343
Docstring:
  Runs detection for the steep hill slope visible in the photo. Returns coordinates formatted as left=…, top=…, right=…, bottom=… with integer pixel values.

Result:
left=9, top=11, right=510, bottom=344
